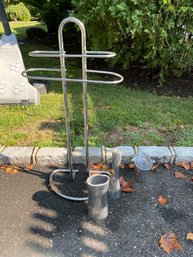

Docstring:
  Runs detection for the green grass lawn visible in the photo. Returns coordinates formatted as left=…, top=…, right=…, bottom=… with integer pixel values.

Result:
left=0, top=21, right=46, bottom=39
left=0, top=22, right=193, bottom=147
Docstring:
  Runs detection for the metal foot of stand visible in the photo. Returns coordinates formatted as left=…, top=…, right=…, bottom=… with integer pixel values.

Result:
left=22, top=17, right=123, bottom=201
left=49, top=169, right=88, bottom=201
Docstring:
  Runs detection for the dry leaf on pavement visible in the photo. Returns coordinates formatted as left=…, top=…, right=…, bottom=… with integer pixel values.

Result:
left=163, top=163, right=171, bottom=170
left=151, top=163, right=160, bottom=170
left=90, top=162, right=112, bottom=172
left=158, top=195, right=168, bottom=205
left=187, top=232, right=193, bottom=241
left=0, top=165, right=20, bottom=174
left=159, top=232, right=182, bottom=254
left=128, top=162, right=135, bottom=169
left=174, top=171, right=186, bottom=179
left=178, top=160, right=190, bottom=170
left=24, top=164, right=33, bottom=171
left=119, top=176, right=135, bottom=193
left=90, top=162, right=104, bottom=170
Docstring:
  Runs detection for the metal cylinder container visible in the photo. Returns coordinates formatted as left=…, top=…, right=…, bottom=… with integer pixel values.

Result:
left=109, top=149, right=122, bottom=199
left=87, top=175, right=110, bottom=219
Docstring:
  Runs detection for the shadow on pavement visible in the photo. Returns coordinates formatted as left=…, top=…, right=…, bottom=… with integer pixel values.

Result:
left=25, top=165, right=114, bottom=257
left=25, top=165, right=193, bottom=257
left=1, top=164, right=193, bottom=257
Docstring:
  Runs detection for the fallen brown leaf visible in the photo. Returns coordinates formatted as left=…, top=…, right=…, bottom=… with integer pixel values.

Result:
left=159, top=232, right=182, bottom=254
left=0, top=165, right=20, bottom=174
left=122, top=187, right=135, bottom=192
left=128, top=162, right=135, bottom=169
left=24, top=164, right=33, bottom=171
left=187, top=232, right=193, bottom=241
left=190, top=161, right=193, bottom=169
left=119, top=176, right=135, bottom=193
left=0, top=165, right=9, bottom=170
left=179, top=160, right=190, bottom=170
left=106, top=168, right=113, bottom=173
left=6, top=167, right=19, bottom=174
left=119, top=175, right=129, bottom=188
left=163, top=163, right=171, bottom=170
left=90, top=162, right=112, bottom=172
left=174, top=171, right=186, bottom=179
left=158, top=195, right=168, bottom=205
left=151, top=163, right=160, bottom=170
left=90, top=162, right=103, bottom=170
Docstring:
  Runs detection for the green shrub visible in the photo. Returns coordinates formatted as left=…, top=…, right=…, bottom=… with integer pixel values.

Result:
left=6, top=2, right=31, bottom=21
left=26, top=27, right=47, bottom=40
left=24, top=3, right=40, bottom=20
left=73, top=0, right=193, bottom=82
left=3, top=1, right=20, bottom=9
left=23, top=0, right=74, bottom=33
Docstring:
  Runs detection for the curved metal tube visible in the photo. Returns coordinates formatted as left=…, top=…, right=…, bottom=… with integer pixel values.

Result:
left=49, top=169, right=88, bottom=201
left=22, top=68, right=123, bottom=84
left=29, top=50, right=116, bottom=58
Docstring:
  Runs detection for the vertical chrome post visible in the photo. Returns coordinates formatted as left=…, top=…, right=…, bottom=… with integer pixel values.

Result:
left=58, top=17, right=89, bottom=177
left=79, top=20, right=89, bottom=174
left=58, top=19, right=73, bottom=178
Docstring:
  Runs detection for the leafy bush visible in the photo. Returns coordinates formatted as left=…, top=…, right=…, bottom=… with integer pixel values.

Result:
left=23, top=0, right=73, bottom=33
left=24, top=3, right=41, bottom=20
left=6, top=2, right=31, bottom=21
left=26, top=27, right=47, bottom=40
left=3, top=1, right=20, bottom=9
left=73, top=0, right=193, bottom=81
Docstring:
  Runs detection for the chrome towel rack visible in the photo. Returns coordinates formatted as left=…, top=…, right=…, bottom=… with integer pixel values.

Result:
left=22, top=17, right=123, bottom=201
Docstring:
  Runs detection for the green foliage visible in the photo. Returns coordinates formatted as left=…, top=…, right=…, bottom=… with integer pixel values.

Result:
left=73, top=0, right=193, bottom=81
left=6, top=2, right=31, bottom=21
left=2, top=0, right=20, bottom=8
left=26, top=27, right=47, bottom=40
left=23, top=0, right=73, bottom=33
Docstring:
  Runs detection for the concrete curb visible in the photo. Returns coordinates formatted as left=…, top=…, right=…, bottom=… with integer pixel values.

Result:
left=0, top=146, right=193, bottom=166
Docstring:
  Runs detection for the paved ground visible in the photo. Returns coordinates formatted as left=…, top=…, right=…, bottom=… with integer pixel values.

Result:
left=0, top=164, right=193, bottom=257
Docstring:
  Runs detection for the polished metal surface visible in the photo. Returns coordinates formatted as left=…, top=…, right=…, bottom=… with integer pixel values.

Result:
left=22, top=68, right=123, bottom=84
left=49, top=169, right=88, bottom=201
left=22, top=17, right=123, bottom=201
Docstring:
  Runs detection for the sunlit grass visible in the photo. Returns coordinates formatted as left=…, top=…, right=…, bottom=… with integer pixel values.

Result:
left=0, top=22, right=193, bottom=147
left=1, top=78, right=193, bottom=147
left=0, top=21, right=46, bottom=39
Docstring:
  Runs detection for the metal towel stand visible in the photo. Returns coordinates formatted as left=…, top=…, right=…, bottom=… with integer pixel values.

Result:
left=22, top=17, right=123, bottom=201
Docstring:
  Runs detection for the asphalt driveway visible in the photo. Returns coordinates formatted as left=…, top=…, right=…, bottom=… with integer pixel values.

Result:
left=0, top=164, right=193, bottom=257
